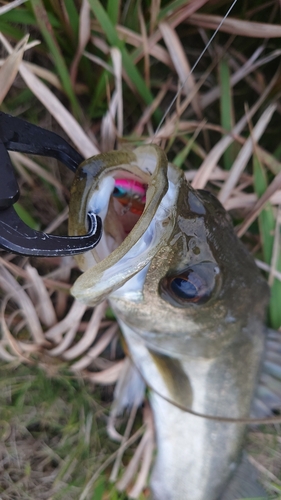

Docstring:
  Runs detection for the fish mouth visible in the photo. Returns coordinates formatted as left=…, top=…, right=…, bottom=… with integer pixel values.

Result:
left=69, top=145, right=182, bottom=304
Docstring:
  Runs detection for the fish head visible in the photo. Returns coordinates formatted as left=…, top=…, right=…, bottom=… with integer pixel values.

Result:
left=69, top=145, right=269, bottom=358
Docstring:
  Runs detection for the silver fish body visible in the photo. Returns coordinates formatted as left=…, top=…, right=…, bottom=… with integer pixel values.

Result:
left=69, top=145, right=269, bottom=500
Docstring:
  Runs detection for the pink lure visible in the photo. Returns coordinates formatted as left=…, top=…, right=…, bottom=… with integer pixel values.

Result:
left=113, top=179, right=146, bottom=215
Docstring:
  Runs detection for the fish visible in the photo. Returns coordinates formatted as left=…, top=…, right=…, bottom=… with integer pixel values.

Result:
left=68, top=144, right=270, bottom=500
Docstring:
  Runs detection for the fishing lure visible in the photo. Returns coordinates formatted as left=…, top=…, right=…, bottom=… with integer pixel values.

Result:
left=113, top=179, right=146, bottom=215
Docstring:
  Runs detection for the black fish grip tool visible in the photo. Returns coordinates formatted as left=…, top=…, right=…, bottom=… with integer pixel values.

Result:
left=0, top=112, right=102, bottom=256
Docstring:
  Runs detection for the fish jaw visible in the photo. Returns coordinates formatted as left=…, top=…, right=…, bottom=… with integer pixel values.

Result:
left=117, top=318, right=265, bottom=500
left=69, top=145, right=183, bottom=304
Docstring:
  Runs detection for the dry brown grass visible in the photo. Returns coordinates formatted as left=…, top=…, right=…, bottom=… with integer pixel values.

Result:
left=0, top=0, right=281, bottom=498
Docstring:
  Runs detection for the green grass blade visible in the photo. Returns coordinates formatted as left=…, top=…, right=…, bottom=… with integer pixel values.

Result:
left=253, top=154, right=281, bottom=329
left=107, top=0, right=120, bottom=25
left=92, top=478, right=105, bottom=500
left=158, top=0, right=193, bottom=21
left=63, top=0, right=79, bottom=39
left=173, top=137, right=194, bottom=168
left=105, top=307, right=116, bottom=320
left=0, top=8, right=37, bottom=25
left=120, top=0, right=139, bottom=31
left=270, top=262, right=281, bottom=330
left=30, top=0, right=80, bottom=115
left=88, top=0, right=119, bottom=46
left=0, top=20, right=27, bottom=40
left=3, top=88, right=33, bottom=109
left=14, top=202, right=39, bottom=230
left=253, top=155, right=275, bottom=263
left=219, top=58, right=236, bottom=170
left=273, top=141, right=281, bottom=161
left=88, top=69, right=111, bottom=119
left=121, top=50, right=155, bottom=106
left=88, top=0, right=155, bottom=108
left=0, top=6, right=61, bottom=28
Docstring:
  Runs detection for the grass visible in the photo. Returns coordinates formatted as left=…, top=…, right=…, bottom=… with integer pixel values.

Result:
left=0, top=0, right=281, bottom=498
left=0, top=362, right=134, bottom=500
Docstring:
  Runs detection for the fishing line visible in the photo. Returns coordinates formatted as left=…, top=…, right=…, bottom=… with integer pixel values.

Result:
left=131, top=358, right=281, bottom=425
left=152, top=0, right=239, bottom=141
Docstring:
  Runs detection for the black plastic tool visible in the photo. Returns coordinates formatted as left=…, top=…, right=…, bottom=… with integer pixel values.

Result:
left=0, top=112, right=102, bottom=256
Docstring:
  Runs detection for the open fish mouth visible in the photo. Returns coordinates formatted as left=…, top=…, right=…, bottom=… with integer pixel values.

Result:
left=69, top=145, right=182, bottom=304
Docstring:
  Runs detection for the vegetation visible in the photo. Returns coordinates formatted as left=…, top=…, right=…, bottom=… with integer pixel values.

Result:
left=1, top=0, right=281, bottom=498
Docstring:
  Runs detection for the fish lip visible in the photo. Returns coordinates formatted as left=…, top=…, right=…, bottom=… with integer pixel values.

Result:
left=69, top=145, right=183, bottom=304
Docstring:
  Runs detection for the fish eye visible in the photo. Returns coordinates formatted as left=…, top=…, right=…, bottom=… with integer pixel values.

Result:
left=170, top=275, right=199, bottom=300
left=159, top=262, right=220, bottom=307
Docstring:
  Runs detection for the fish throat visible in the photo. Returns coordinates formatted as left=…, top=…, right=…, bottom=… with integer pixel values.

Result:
left=97, top=172, right=147, bottom=254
